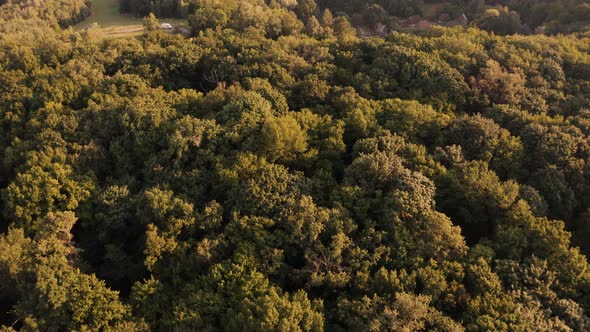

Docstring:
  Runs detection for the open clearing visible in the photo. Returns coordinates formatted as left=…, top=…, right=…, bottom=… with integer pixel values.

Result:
left=73, top=0, right=190, bottom=38
left=74, top=0, right=141, bottom=29
left=73, top=0, right=143, bottom=37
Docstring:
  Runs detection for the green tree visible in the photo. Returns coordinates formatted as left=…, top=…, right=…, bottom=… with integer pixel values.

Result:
left=260, top=115, right=310, bottom=163
left=296, top=0, right=318, bottom=21
left=0, top=213, right=141, bottom=331
left=143, top=13, right=159, bottom=32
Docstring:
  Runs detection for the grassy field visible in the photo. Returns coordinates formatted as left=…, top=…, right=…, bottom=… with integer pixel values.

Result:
left=75, top=0, right=141, bottom=29
left=73, top=0, right=190, bottom=38
left=73, top=0, right=143, bottom=37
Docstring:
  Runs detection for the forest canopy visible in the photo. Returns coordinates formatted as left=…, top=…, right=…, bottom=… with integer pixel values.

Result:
left=1, top=0, right=590, bottom=331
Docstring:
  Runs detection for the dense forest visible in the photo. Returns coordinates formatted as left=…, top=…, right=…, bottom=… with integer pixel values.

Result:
left=0, top=0, right=90, bottom=27
left=1, top=0, right=590, bottom=330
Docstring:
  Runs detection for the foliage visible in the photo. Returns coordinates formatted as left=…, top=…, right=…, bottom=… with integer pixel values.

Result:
left=1, top=0, right=590, bottom=330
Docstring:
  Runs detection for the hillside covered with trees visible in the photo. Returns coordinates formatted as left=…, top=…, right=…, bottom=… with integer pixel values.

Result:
left=1, top=0, right=590, bottom=331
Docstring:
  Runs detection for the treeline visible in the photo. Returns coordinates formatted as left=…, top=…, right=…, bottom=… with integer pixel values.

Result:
left=495, top=0, right=590, bottom=33
left=2, top=0, right=590, bottom=330
left=316, top=0, right=590, bottom=35
left=119, top=0, right=191, bottom=18
left=119, top=0, right=590, bottom=35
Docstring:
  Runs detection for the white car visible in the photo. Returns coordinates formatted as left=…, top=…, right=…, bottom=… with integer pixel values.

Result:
left=161, top=23, right=173, bottom=30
